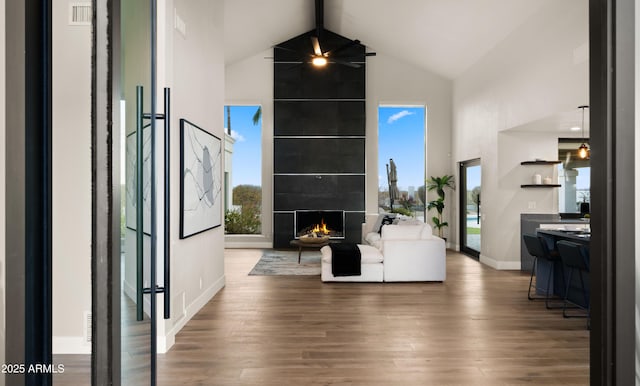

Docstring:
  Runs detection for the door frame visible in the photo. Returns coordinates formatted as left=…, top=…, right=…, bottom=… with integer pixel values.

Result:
left=92, top=0, right=121, bottom=384
left=458, top=159, right=481, bottom=259
left=588, top=0, right=635, bottom=383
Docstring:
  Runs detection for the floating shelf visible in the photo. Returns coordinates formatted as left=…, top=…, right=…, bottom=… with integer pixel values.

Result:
left=521, top=184, right=561, bottom=188
left=521, top=160, right=561, bottom=165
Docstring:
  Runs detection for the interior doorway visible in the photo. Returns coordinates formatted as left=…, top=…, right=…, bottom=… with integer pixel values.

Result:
left=459, top=159, right=481, bottom=258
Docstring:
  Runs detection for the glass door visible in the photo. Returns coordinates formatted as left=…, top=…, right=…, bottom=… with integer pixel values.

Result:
left=121, top=0, right=167, bottom=384
left=459, top=159, right=481, bottom=258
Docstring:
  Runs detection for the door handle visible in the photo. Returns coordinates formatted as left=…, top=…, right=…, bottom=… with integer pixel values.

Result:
left=135, top=86, right=171, bottom=321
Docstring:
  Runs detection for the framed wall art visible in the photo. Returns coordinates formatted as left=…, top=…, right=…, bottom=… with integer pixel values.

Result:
left=180, top=119, right=222, bottom=238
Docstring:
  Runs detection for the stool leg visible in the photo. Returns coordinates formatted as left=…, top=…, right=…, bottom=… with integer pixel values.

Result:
left=562, top=268, right=574, bottom=317
left=298, top=246, right=302, bottom=264
left=528, top=257, right=538, bottom=301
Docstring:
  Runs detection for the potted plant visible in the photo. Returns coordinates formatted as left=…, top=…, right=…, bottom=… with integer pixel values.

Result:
left=426, top=175, right=455, bottom=238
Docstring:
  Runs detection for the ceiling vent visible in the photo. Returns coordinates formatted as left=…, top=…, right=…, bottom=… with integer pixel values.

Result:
left=69, top=3, right=91, bottom=26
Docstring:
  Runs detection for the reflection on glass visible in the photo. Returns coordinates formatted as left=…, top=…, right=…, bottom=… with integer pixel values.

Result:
left=558, top=139, right=590, bottom=215
left=464, top=164, right=481, bottom=254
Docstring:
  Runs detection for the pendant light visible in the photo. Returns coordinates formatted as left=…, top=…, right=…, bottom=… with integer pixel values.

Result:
left=577, top=105, right=589, bottom=159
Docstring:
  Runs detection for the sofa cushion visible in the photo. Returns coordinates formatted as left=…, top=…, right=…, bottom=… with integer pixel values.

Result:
left=381, top=224, right=423, bottom=240
left=395, top=217, right=423, bottom=226
left=364, top=232, right=382, bottom=249
left=321, top=244, right=383, bottom=264
left=420, top=223, right=434, bottom=239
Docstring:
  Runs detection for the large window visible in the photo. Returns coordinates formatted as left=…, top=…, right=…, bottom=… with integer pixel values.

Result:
left=223, top=105, right=262, bottom=234
left=378, top=106, right=426, bottom=220
left=558, top=138, right=590, bottom=215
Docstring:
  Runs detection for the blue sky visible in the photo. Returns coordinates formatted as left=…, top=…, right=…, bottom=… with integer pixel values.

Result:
left=378, top=106, right=426, bottom=191
left=465, top=165, right=481, bottom=191
left=224, top=105, right=262, bottom=187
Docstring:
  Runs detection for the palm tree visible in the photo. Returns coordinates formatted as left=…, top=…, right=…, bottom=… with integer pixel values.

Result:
left=426, top=175, right=455, bottom=238
left=252, top=106, right=261, bottom=125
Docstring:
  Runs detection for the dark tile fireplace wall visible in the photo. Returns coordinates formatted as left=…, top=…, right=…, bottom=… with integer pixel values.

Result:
left=273, top=29, right=366, bottom=248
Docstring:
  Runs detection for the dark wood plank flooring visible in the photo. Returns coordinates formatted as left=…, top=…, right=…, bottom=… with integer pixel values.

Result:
left=55, top=249, right=590, bottom=385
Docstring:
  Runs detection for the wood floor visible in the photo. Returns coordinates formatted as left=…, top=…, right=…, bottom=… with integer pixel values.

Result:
left=56, top=249, right=590, bottom=385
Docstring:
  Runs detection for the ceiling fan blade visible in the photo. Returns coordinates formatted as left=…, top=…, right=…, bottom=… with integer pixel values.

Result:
left=325, top=39, right=360, bottom=57
left=311, top=36, right=323, bottom=56
left=331, top=58, right=361, bottom=68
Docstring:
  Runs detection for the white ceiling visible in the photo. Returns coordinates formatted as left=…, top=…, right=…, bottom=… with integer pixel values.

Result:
left=224, top=0, right=555, bottom=79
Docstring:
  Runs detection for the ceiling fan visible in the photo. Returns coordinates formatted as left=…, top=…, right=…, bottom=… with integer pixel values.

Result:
left=274, top=0, right=376, bottom=68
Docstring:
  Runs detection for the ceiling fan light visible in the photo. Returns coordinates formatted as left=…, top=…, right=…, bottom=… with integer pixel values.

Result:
left=578, top=143, right=589, bottom=159
left=312, top=56, right=327, bottom=66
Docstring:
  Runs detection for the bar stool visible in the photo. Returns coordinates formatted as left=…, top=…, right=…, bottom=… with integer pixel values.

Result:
left=556, top=240, right=590, bottom=326
left=522, top=233, right=563, bottom=309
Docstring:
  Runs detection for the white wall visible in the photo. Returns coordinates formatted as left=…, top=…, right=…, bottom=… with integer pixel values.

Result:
left=0, top=0, right=6, bottom=382
left=156, top=0, right=226, bottom=352
left=225, top=47, right=453, bottom=239
left=224, top=48, right=274, bottom=248
left=52, top=0, right=92, bottom=354
left=452, top=0, right=589, bottom=268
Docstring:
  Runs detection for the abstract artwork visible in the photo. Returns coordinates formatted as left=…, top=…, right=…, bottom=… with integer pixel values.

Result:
left=125, top=129, right=152, bottom=234
left=180, top=119, right=222, bottom=238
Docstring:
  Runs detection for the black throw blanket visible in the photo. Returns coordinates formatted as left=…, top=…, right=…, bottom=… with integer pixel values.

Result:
left=330, top=243, right=361, bottom=276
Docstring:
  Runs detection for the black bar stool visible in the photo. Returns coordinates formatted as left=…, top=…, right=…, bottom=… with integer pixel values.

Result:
left=522, top=233, right=564, bottom=309
left=556, top=240, right=590, bottom=327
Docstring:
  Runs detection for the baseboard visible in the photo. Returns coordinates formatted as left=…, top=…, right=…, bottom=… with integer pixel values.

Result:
left=479, top=254, right=521, bottom=270
left=53, top=336, right=90, bottom=354
left=157, top=275, right=225, bottom=353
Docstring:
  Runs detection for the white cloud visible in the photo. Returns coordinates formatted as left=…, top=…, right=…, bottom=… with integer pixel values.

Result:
left=230, top=129, right=245, bottom=142
left=387, top=110, right=415, bottom=124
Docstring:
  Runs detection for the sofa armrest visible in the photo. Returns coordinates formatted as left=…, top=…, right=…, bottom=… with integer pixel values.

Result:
left=382, top=238, right=446, bottom=281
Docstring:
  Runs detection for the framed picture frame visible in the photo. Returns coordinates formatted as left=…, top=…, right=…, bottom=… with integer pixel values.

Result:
left=125, top=129, right=151, bottom=235
left=180, top=119, right=222, bottom=238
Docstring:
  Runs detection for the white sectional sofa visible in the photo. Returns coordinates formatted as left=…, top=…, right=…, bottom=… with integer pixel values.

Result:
left=320, top=214, right=447, bottom=282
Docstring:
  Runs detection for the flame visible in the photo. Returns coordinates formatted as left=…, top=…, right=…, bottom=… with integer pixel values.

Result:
left=311, top=218, right=331, bottom=235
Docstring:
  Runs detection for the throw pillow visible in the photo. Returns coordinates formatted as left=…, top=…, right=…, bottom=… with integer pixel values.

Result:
left=378, top=215, right=395, bottom=233
left=371, top=213, right=396, bottom=234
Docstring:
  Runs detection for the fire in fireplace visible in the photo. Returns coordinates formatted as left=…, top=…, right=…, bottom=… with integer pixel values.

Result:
left=295, top=210, right=345, bottom=239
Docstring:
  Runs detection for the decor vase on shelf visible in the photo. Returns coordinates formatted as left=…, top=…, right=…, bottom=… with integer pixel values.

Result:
left=532, top=173, right=542, bottom=185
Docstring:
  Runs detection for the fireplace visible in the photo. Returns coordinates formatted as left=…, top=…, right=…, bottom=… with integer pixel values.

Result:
left=295, top=210, right=345, bottom=239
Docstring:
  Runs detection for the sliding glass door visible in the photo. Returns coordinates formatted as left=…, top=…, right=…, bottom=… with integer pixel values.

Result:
left=459, top=159, right=481, bottom=258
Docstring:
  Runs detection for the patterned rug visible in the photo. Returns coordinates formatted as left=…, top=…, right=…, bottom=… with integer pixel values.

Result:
left=249, top=250, right=322, bottom=276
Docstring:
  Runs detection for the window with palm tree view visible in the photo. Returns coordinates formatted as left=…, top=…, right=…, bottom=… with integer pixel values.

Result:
left=378, top=106, right=426, bottom=220
left=223, top=105, right=262, bottom=234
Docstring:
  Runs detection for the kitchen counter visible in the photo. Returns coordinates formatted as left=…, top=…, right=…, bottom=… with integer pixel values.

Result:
left=520, top=214, right=589, bottom=271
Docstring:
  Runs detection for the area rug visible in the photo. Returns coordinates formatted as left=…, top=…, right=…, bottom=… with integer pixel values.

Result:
left=249, top=250, right=321, bottom=276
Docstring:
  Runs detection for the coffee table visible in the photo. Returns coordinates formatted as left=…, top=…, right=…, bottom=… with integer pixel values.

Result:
left=290, top=239, right=332, bottom=264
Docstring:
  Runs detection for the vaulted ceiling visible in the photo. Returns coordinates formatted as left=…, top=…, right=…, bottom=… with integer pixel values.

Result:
left=224, top=0, right=555, bottom=80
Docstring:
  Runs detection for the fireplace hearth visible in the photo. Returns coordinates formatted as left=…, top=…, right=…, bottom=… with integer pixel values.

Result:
left=295, top=210, right=345, bottom=239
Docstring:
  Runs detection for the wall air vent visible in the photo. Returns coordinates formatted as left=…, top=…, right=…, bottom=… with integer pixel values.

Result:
left=69, top=3, right=91, bottom=26
left=84, top=311, right=92, bottom=343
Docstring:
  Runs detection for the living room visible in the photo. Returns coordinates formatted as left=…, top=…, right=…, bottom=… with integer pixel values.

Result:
left=6, top=0, right=638, bottom=384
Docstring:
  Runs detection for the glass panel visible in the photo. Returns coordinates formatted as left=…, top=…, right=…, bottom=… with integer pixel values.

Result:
left=121, top=0, right=152, bottom=384
left=460, top=159, right=481, bottom=258
left=51, top=1, right=92, bottom=383
left=558, top=138, right=590, bottom=215
left=223, top=105, right=263, bottom=235
left=377, top=106, right=426, bottom=221
left=464, top=164, right=481, bottom=254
